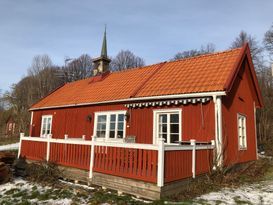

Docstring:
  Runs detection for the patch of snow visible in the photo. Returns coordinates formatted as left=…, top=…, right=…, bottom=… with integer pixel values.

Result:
left=59, top=179, right=95, bottom=190
left=195, top=181, right=273, bottom=205
left=131, top=196, right=152, bottom=204
left=0, top=142, right=19, bottom=151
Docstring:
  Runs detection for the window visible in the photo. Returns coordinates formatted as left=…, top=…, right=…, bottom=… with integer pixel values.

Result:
left=154, top=109, right=181, bottom=144
left=40, top=115, right=52, bottom=137
left=94, top=111, right=126, bottom=140
left=238, top=114, right=247, bottom=149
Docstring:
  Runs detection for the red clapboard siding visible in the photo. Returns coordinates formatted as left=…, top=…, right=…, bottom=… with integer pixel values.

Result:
left=31, top=101, right=215, bottom=145
left=222, top=59, right=258, bottom=165
left=164, top=150, right=192, bottom=183
left=165, top=149, right=213, bottom=183
left=20, top=140, right=47, bottom=161
left=196, top=149, right=213, bottom=175
left=49, top=143, right=90, bottom=170
left=93, top=146, right=157, bottom=183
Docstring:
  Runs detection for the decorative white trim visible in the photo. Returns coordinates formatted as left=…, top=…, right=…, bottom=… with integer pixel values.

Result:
left=29, top=91, right=226, bottom=111
left=93, top=110, right=127, bottom=141
left=153, top=108, right=182, bottom=144
left=40, top=115, right=53, bottom=138
left=125, top=97, right=211, bottom=108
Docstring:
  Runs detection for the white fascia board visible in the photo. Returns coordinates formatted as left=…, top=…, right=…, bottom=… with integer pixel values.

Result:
left=29, top=91, right=226, bottom=111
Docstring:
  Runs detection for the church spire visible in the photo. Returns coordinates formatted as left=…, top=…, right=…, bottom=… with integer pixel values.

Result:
left=92, top=27, right=111, bottom=76
left=100, top=26, right=107, bottom=58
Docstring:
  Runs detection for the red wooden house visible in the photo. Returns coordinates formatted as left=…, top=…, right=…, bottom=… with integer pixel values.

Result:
left=18, top=33, right=263, bottom=199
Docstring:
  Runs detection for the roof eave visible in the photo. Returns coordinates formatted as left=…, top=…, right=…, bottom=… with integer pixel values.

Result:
left=29, top=91, right=226, bottom=111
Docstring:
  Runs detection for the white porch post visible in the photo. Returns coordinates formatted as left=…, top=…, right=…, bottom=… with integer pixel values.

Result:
left=157, top=138, right=165, bottom=187
left=17, top=133, right=24, bottom=158
left=89, top=136, right=96, bottom=179
left=46, top=134, right=52, bottom=161
left=190, top=139, right=196, bottom=178
left=213, top=95, right=223, bottom=167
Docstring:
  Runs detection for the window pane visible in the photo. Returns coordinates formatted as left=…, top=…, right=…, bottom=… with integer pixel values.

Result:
left=118, top=114, right=124, bottom=122
left=170, top=124, right=179, bottom=134
left=159, top=114, right=167, bottom=123
left=97, top=123, right=106, bottom=130
left=170, top=134, right=179, bottom=143
left=110, top=123, right=115, bottom=130
left=97, top=130, right=105, bottom=138
left=110, top=114, right=116, bottom=122
left=118, top=122, right=124, bottom=130
left=117, top=131, right=123, bottom=138
left=98, top=115, right=106, bottom=123
left=159, top=133, right=167, bottom=142
left=159, top=124, right=167, bottom=133
left=109, top=131, right=115, bottom=138
left=170, top=114, right=179, bottom=123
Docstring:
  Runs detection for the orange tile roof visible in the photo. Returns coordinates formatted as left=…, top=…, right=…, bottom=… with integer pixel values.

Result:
left=31, top=46, right=246, bottom=110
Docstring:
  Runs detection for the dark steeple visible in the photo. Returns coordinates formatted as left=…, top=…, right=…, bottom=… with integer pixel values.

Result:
left=100, top=27, right=107, bottom=58
left=93, top=27, right=111, bottom=76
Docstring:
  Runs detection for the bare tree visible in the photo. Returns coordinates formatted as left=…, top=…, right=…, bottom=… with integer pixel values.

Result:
left=110, top=50, right=145, bottom=71
left=61, top=54, right=93, bottom=82
left=230, top=31, right=263, bottom=69
left=171, top=43, right=215, bottom=61
left=264, top=24, right=273, bottom=59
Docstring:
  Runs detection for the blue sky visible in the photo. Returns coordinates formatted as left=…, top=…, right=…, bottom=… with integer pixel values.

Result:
left=0, top=0, right=273, bottom=92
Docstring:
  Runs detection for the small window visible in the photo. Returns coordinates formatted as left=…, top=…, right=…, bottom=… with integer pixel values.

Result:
left=238, top=114, right=247, bottom=149
left=154, top=109, right=181, bottom=144
left=40, top=115, right=52, bottom=137
left=94, top=111, right=126, bottom=140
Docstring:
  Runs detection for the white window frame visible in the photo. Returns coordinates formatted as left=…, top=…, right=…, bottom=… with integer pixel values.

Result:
left=93, top=110, right=127, bottom=142
left=237, top=113, right=247, bottom=150
left=40, top=115, right=53, bottom=138
left=153, top=109, right=182, bottom=144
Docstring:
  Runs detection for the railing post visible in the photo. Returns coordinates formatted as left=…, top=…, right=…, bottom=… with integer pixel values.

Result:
left=157, top=138, right=165, bottom=187
left=82, top=135, right=86, bottom=140
left=46, top=134, right=52, bottom=161
left=17, top=133, right=24, bottom=158
left=89, top=136, right=96, bottom=179
left=64, top=134, right=68, bottom=140
left=190, top=139, right=196, bottom=179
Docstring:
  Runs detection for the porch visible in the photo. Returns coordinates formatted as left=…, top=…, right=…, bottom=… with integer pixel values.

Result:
left=18, top=133, right=215, bottom=199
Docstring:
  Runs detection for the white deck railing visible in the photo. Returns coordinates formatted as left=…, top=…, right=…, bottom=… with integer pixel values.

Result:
left=19, top=133, right=215, bottom=186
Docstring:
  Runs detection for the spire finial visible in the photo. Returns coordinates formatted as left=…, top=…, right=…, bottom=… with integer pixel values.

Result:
left=101, top=25, right=107, bottom=58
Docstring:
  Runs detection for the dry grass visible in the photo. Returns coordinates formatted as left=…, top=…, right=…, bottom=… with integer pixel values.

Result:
left=0, top=135, right=19, bottom=146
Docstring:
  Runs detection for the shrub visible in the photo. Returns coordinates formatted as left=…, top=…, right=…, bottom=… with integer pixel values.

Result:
left=26, top=161, right=62, bottom=184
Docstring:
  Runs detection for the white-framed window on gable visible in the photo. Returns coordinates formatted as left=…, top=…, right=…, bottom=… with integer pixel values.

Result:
left=40, top=115, right=52, bottom=138
left=238, top=114, right=247, bottom=150
left=94, top=111, right=126, bottom=140
left=154, top=109, right=182, bottom=144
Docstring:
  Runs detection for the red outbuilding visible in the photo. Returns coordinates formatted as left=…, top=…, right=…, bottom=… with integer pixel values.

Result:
left=18, top=32, right=263, bottom=199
